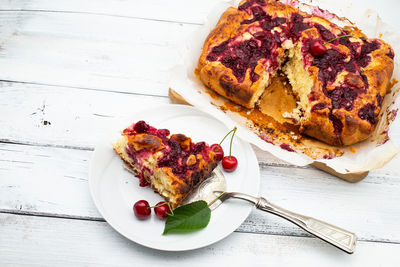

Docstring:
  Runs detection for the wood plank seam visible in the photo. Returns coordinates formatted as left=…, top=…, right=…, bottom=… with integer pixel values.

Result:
left=0, top=79, right=169, bottom=98
left=0, top=140, right=94, bottom=151
left=1, top=210, right=397, bottom=245
left=0, top=209, right=105, bottom=222
left=0, top=211, right=345, bottom=241
left=0, top=9, right=202, bottom=26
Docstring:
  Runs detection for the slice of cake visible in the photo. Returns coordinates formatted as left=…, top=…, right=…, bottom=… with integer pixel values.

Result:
left=113, top=120, right=218, bottom=208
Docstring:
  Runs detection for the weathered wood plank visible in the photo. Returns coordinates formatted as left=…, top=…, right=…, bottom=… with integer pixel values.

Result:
left=0, top=10, right=197, bottom=95
left=2, top=0, right=400, bottom=28
left=0, top=82, right=169, bottom=149
left=0, top=0, right=218, bottom=25
left=0, top=142, right=399, bottom=243
left=1, top=213, right=399, bottom=266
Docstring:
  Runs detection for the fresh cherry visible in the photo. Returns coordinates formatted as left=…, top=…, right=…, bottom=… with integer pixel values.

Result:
left=222, top=156, right=238, bottom=172
left=133, top=200, right=151, bottom=219
left=220, top=126, right=238, bottom=172
left=309, top=39, right=327, bottom=57
left=154, top=201, right=172, bottom=219
left=210, top=144, right=224, bottom=161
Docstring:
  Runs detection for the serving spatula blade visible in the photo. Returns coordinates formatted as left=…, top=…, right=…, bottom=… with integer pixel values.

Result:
left=183, top=168, right=227, bottom=210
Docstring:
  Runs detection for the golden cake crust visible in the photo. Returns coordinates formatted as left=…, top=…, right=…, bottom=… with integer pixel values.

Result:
left=196, top=0, right=394, bottom=146
left=297, top=28, right=393, bottom=146
left=197, top=7, right=259, bottom=108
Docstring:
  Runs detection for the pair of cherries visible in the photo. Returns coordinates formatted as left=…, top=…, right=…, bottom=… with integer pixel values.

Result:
left=133, top=200, right=172, bottom=220
left=210, top=127, right=238, bottom=172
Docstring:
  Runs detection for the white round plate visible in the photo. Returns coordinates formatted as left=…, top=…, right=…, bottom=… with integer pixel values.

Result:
left=89, top=104, right=260, bottom=251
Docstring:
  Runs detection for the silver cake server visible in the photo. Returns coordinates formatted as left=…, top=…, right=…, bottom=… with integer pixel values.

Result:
left=183, top=168, right=227, bottom=210
left=186, top=168, right=357, bottom=254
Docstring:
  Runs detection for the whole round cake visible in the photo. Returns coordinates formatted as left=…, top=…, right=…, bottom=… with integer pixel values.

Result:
left=196, top=0, right=394, bottom=146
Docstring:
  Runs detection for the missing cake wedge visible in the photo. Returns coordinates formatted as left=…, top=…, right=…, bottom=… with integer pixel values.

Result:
left=113, top=120, right=218, bottom=209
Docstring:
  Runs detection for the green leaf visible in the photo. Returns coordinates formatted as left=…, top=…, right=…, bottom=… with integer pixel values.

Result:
left=163, top=200, right=211, bottom=235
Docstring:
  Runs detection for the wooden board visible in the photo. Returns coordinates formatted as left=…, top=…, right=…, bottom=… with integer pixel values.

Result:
left=169, top=89, right=369, bottom=182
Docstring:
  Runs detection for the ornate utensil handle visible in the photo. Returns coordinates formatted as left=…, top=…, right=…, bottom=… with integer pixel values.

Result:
left=256, top=197, right=357, bottom=254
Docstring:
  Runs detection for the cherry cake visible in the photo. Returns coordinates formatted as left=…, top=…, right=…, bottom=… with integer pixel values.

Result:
left=196, top=0, right=394, bottom=146
left=113, top=121, right=218, bottom=208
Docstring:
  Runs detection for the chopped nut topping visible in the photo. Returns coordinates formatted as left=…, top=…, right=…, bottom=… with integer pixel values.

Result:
left=186, top=155, right=197, bottom=166
left=171, top=134, right=192, bottom=151
left=127, top=134, right=164, bottom=152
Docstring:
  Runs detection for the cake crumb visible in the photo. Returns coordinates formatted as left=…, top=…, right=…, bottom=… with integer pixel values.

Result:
left=349, top=147, right=357, bottom=153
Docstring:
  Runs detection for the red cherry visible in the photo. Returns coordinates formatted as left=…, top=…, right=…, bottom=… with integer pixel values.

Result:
left=309, top=40, right=327, bottom=57
left=222, top=156, right=238, bottom=172
left=154, top=201, right=172, bottom=219
left=210, top=144, right=224, bottom=161
left=133, top=200, right=151, bottom=219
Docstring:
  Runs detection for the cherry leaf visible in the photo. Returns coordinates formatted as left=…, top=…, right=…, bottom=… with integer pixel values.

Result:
left=162, top=200, right=211, bottom=235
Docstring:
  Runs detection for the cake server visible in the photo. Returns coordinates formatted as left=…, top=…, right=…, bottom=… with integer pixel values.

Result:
left=185, top=168, right=357, bottom=254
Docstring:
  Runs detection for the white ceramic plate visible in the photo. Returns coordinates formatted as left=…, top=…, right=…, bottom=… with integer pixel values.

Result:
left=89, top=104, right=260, bottom=251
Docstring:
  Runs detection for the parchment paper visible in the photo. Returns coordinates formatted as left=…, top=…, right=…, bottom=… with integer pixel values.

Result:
left=169, top=0, right=400, bottom=174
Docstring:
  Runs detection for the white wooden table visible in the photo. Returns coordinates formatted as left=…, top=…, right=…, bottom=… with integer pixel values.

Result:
left=1, top=0, right=400, bottom=266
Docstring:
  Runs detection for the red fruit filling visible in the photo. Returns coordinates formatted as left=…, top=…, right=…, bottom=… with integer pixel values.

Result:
left=133, top=120, right=150, bottom=133
left=329, top=113, right=344, bottom=136
left=315, top=24, right=336, bottom=42
left=311, top=102, right=327, bottom=112
left=328, top=86, right=363, bottom=111
left=280, top=143, right=295, bottom=152
left=238, top=0, right=266, bottom=11
left=358, top=103, right=376, bottom=124
left=206, top=30, right=281, bottom=83
left=387, top=48, right=394, bottom=59
left=376, top=93, right=383, bottom=106
left=207, top=3, right=288, bottom=83
left=124, top=121, right=213, bottom=180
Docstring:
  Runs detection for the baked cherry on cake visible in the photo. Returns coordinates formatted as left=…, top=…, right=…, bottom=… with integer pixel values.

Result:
left=113, top=121, right=218, bottom=208
left=196, top=0, right=394, bottom=146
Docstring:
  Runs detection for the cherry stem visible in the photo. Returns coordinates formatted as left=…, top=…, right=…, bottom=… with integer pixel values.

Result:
left=150, top=201, right=174, bottom=216
left=218, top=127, right=237, bottom=149
left=323, top=34, right=352, bottom=46
left=167, top=203, right=174, bottom=216
left=208, top=192, right=226, bottom=208
left=228, top=127, right=237, bottom=159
